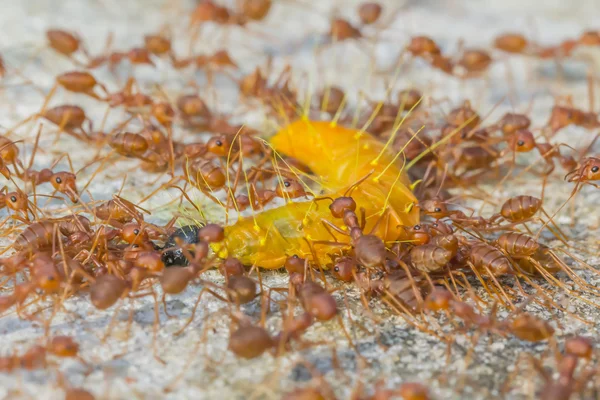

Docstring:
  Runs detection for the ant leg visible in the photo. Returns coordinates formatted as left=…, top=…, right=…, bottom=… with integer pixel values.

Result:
left=161, top=293, right=174, bottom=319
left=302, top=238, right=328, bottom=284
left=173, top=287, right=208, bottom=337
left=465, top=262, right=512, bottom=308
left=164, top=314, right=215, bottom=393
left=39, top=82, right=58, bottom=117
left=138, top=176, right=183, bottom=204
left=480, top=264, right=516, bottom=310
left=320, top=219, right=349, bottom=241
left=49, top=152, right=75, bottom=174
left=539, top=208, right=569, bottom=243
left=150, top=288, right=166, bottom=365
left=367, top=207, right=393, bottom=236
left=539, top=250, right=600, bottom=297
left=381, top=293, right=440, bottom=337
left=100, top=298, right=125, bottom=343
left=511, top=275, right=592, bottom=325
left=334, top=313, right=367, bottom=364
left=113, top=195, right=151, bottom=217
left=26, top=124, right=44, bottom=172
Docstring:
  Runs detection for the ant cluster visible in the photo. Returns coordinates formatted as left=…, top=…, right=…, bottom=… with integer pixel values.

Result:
left=1, top=0, right=600, bottom=398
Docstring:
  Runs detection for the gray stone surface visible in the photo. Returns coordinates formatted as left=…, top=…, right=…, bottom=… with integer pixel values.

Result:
left=1, top=0, right=600, bottom=399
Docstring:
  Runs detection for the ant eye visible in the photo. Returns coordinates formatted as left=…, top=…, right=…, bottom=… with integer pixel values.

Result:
left=133, top=229, right=140, bottom=235
left=132, top=244, right=139, bottom=249
left=55, top=177, right=62, bottom=183
left=292, top=255, right=298, bottom=258
left=10, top=196, right=16, bottom=202
left=334, top=266, right=339, bottom=272
left=216, top=140, right=222, bottom=146
left=414, top=225, right=421, bottom=230
left=592, top=166, right=599, bottom=173
left=435, top=207, right=442, bottom=212
left=284, top=181, right=291, bottom=187
left=517, top=140, right=525, bottom=146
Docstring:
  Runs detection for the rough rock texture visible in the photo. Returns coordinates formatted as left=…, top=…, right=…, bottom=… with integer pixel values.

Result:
left=1, top=0, right=600, bottom=399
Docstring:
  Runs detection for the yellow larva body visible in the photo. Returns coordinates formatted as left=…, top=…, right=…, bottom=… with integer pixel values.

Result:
left=212, top=119, right=419, bottom=268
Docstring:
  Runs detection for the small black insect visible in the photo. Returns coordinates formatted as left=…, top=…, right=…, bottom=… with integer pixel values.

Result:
left=162, top=225, right=203, bottom=267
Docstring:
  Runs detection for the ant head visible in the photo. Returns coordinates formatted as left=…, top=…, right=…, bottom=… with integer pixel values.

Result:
left=207, top=135, right=232, bottom=157
left=50, top=172, right=78, bottom=202
left=35, top=269, right=61, bottom=294
left=284, top=254, right=305, bottom=274
left=241, top=0, right=272, bottom=21
left=494, top=33, right=528, bottom=53
left=276, top=179, right=306, bottom=199
left=420, top=198, right=448, bottom=218
left=122, top=222, right=147, bottom=244
left=332, top=256, right=355, bottom=282
left=220, top=257, right=245, bottom=277
left=198, top=223, right=225, bottom=243
left=5, top=190, right=27, bottom=211
left=431, top=220, right=453, bottom=235
left=49, top=336, right=79, bottom=357
left=329, top=196, right=356, bottom=218
left=584, top=158, right=600, bottom=181
left=358, top=2, right=382, bottom=25
left=329, top=18, right=361, bottom=41
left=511, top=129, right=536, bottom=152
left=405, top=224, right=430, bottom=245
left=424, top=288, right=452, bottom=312
left=407, top=36, right=440, bottom=56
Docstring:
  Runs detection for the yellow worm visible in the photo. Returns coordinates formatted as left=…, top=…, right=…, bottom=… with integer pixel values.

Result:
left=211, top=119, right=419, bottom=268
